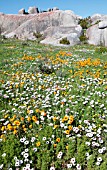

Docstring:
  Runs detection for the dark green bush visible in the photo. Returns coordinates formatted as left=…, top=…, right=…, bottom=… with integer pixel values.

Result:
left=33, top=32, right=43, bottom=39
left=95, top=47, right=107, bottom=53
left=79, top=34, right=88, bottom=42
left=95, top=20, right=101, bottom=25
left=79, top=17, right=92, bottom=29
left=38, top=63, right=55, bottom=74
left=59, top=37, right=70, bottom=45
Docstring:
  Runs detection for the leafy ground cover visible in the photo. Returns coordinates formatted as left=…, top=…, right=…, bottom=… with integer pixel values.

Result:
left=0, top=38, right=107, bottom=170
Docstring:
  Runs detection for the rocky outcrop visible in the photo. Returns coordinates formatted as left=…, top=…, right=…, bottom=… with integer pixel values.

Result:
left=0, top=10, right=82, bottom=46
left=18, top=8, right=25, bottom=15
left=1, top=8, right=107, bottom=47
left=28, top=7, right=39, bottom=14
left=86, top=14, right=107, bottom=46
left=99, top=21, right=107, bottom=29
left=91, top=14, right=107, bottom=24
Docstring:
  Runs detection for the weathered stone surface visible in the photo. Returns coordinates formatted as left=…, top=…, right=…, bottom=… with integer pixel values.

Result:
left=91, top=14, right=107, bottom=24
left=28, top=7, right=39, bottom=14
left=53, top=7, right=59, bottom=11
left=41, top=25, right=82, bottom=46
left=0, top=13, right=34, bottom=34
left=99, top=21, right=107, bottom=29
left=0, top=10, right=82, bottom=46
left=47, top=8, right=51, bottom=12
left=91, top=14, right=102, bottom=24
left=18, top=8, right=25, bottom=15
left=86, top=14, right=107, bottom=46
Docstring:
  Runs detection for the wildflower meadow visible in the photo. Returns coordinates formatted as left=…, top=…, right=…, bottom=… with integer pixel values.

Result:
left=0, top=38, right=107, bottom=170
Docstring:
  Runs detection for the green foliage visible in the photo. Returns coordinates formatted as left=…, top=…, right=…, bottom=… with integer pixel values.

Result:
left=0, top=39, right=107, bottom=170
left=79, top=16, right=92, bottom=29
left=33, top=31, right=45, bottom=43
left=0, top=135, right=21, bottom=168
left=38, top=63, right=55, bottom=74
left=59, top=37, right=70, bottom=45
left=95, top=46, right=107, bottom=53
left=33, top=31, right=43, bottom=39
left=99, top=160, right=107, bottom=170
left=87, top=154, right=96, bottom=170
left=94, top=20, right=101, bottom=25
left=79, top=34, right=88, bottom=42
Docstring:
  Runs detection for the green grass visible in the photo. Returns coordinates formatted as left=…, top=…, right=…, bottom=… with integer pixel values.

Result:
left=0, top=38, right=107, bottom=170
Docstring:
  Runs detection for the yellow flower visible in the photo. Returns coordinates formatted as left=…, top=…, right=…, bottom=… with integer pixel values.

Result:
left=23, top=128, right=27, bottom=132
left=54, top=125, right=59, bottom=129
left=4, top=114, right=9, bottom=119
left=27, top=110, right=31, bottom=114
left=13, top=129, right=18, bottom=134
left=66, top=145, right=68, bottom=150
left=53, top=117, right=57, bottom=121
left=10, top=117, right=15, bottom=122
left=9, top=85, right=13, bottom=89
left=36, top=141, right=41, bottom=147
left=20, top=117, right=24, bottom=121
left=105, top=86, right=107, bottom=90
left=61, top=101, right=65, bottom=105
left=32, top=116, right=38, bottom=122
left=68, top=125, right=73, bottom=130
left=10, top=115, right=17, bottom=122
left=69, top=70, right=72, bottom=73
left=1, top=126, right=5, bottom=131
left=65, top=130, right=70, bottom=135
left=40, top=111, right=47, bottom=116
left=15, top=84, right=19, bottom=88
left=13, top=126, right=17, bottom=130
left=0, top=135, right=6, bottom=141
left=13, top=120, right=20, bottom=126
left=54, top=144, right=57, bottom=148
left=22, top=124, right=25, bottom=128
left=0, top=135, right=4, bottom=139
left=20, top=82, right=24, bottom=87
left=68, top=115, right=74, bottom=124
left=29, top=124, right=32, bottom=129
left=35, top=109, right=40, bottom=113
left=27, top=117, right=31, bottom=122
left=7, top=124, right=13, bottom=130
left=78, top=125, right=82, bottom=129
left=13, top=115, right=17, bottom=119
left=63, top=115, right=69, bottom=121
left=56, top=138, right=60, bottom=143
left=54, top=91, right=56, bottom=95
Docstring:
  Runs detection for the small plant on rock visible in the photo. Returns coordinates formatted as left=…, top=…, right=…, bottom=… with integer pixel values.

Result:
left=59, top=37, right=70, bottom=45
left=79, top=34, right=88, bottom=42
left=33, top=31, right=43, bottom=39
left=79, top=16, right=92, bottom=29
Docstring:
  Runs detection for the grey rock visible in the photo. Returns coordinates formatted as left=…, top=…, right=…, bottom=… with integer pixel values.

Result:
left=53, top=7, right=59, bottom=11
left=91, top=14, right=102, bottom=24
left=91, top=14, right=107, bottom=24
left=47, top=8, right=51, bottom=12
left=18, top=8, right=25, bottom=15
left=0, top=10, right=82, bottom=46
left=86, top=24, right=107, bottom=46
left=28, top=7, right=39, bottom=14
left=99, top=21, right=107, bottom=29
left=86, top=14, right=107, bottom=47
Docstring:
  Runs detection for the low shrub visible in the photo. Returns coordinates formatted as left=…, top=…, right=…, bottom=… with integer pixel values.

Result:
left=33, top=32, right=43, bottom=39
left=78, top=17, right=92, bottom=29
left=95, top=46, right=107, bottom=53
left=39, top=64, right=54, bottom=74
left=59, top=37, right=70, bottom=45
left=79, top=34, right=88, bottom=42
